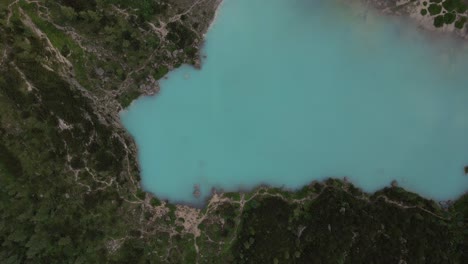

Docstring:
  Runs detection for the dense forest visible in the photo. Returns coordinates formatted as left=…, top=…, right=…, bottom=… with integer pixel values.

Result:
left=0, top=0, right=466, bottom=263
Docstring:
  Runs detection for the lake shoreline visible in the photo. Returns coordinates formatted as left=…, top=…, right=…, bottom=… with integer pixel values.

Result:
left=151, top=177, right=468, bottom=216
left=124, top=0, right=468, bottom=208
left=136, top=0, right=467, bottom=100
left=149, top=177, right=466, bottom=209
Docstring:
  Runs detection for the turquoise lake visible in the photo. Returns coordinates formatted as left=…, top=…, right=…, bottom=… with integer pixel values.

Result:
left=121, top=0, right=468, bottom=204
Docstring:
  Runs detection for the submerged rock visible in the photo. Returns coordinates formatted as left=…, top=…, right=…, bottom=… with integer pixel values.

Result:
left=193, top=184, right=201, bottom=198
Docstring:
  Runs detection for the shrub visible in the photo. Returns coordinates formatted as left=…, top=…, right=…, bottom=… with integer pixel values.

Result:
left=428, top=4, right=443, bottom=15
left=153, top=65, right=169, bottom=80
left=443, top=0, right=456, bottom=11
left=136, top=189, right=146, bottom=200
left=150, top=198, right=161, bottom=206
left=434, top=15, right=445, bottom=27
left=457, top=3, right=467, bottom=13
left=442, top=0, right=467, bottom=13
left=443, top=12, right=457, bottom=24
left=455, top=16, right=467, bottom=28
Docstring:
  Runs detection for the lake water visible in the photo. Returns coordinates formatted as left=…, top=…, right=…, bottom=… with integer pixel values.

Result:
left=121, top=0, right=468, bottom=204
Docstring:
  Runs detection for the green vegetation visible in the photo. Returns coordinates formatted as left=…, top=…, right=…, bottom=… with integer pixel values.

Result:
left=118, top=90, right=141, bottom=108
left=150, top=197, right=161, bottom=206
left=103, top=0, right=168, bottom=21
left=434, top=14, right=445, bottom=26
left=19, top=2, right=92, bottom=89
left=444, top=12, right=457, bottom=23
left=0, top=0, right=219, bottom=262
left=426, top=0, right=467, bottom=27
left=233, top=184, right=466, bottom=263
left=442, top=0, right=467, bottom=13
left=0, top=0, right=466, bottom=263
left=167, top=21, right=197, bottom=49
left=455, top=16, right=467, bottom=28
left=428, top=3, right=443, bottom=15
left=154, top=65, right=169, bottom=80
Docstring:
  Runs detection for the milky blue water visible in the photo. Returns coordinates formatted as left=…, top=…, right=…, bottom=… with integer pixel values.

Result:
left=121, top=0, right=468, bottom=204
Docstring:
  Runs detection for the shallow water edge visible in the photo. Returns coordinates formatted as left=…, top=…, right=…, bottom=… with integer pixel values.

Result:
left=121, top=0, right=468, bottom=206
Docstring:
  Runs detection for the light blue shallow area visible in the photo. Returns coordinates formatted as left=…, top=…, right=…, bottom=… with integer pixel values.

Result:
left=121, top=0, right=468, bottom=204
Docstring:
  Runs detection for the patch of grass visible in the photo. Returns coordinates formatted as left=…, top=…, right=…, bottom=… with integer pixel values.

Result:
left=225, top=192, right=241, bottom=201
left=118, top=90, right=141, bottom=108
left=20, top=2, right=92, bottom=89
left=150, top=197, right=161, bottom=206
left=153, top=65, right=169, bottom=80
left=103, top=0, right=168, bottom=21
left=136, top=188, right=146, bottom=200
